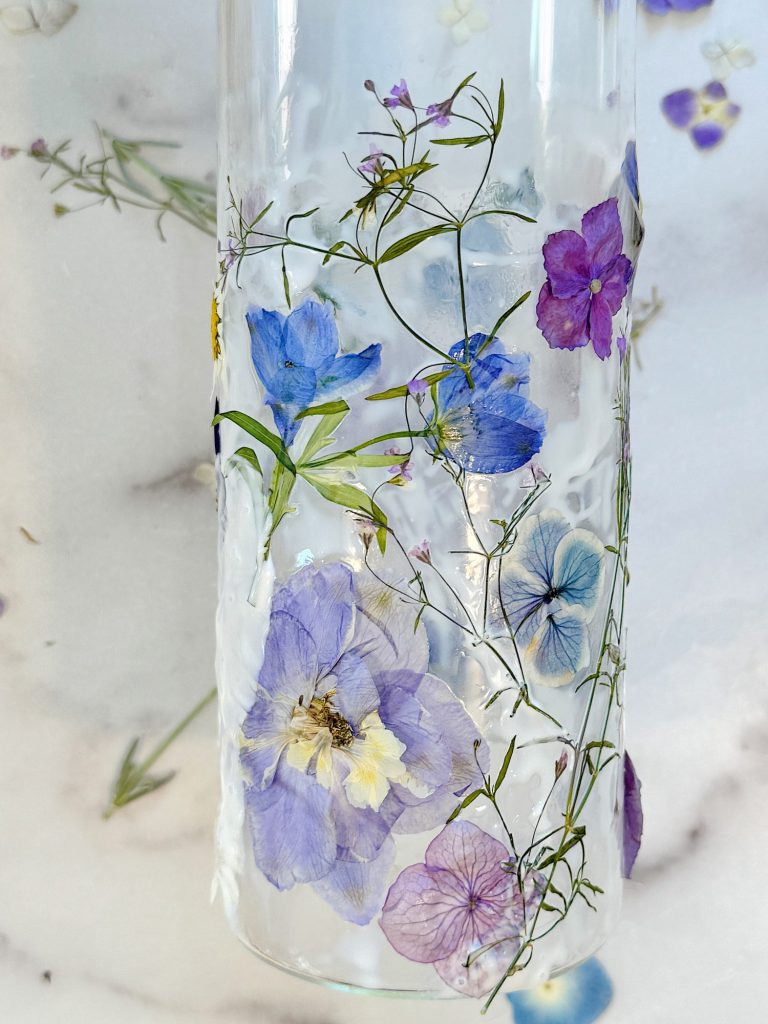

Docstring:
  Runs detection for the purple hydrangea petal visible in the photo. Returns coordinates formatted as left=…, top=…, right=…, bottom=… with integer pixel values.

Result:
left=272, top=564, right=356, bottom=673
left=326, top=651, right=380, bottom=729
left=587, top=292, right=616, bottom=361
left=536, top=283, right=591, bottom=352
left=244, top=760, right=336, bottom=889
left=380, top=862, right=473, bottom=962
left=662, top=88, right=699, bottom=129
left=581, top=198, right=623, bottom=275
left=598, top=255, right=632, bottom=314
left=423, top=822, right=511, bottom=910
left=434, top=929, right=522, bottom=998
left=542, top=230, right=590, bottom=297
left=623, top=752, right=644, bottom=878
left=312, top=837, right=396, bottom=925
left=257, top=610, right=318, bottom=700
left=691, top=121, right=726, bottom=150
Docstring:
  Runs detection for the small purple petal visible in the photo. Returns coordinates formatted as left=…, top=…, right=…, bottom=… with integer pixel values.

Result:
left=623, top=752, right=644, bottom=878
left=617, top=334, right=627, bottom=362
left=691, top=121, right=726, bottom=150
left=703, top=80, right=727, bottom=100
left=582, top=198, right=623, bottom=275
left=661, top=88, right=699, bottom=129
left=599, top=255, right=632, bottom=314
left=588, top=292, right=616, bottom=361
left=326, top=651, right=380, bottom=729
left=407, top=377, right=428, bottom=397
left=536, top=283, right=591, bottom=352
left=542, top=230, right=590, bottom=297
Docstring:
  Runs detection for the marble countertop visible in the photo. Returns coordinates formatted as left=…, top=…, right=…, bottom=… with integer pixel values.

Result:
left=1, top=1, right=766, bottom=1021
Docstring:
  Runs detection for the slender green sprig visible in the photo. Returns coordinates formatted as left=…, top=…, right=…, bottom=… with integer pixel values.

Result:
left=104, top=686, right=217, bottom=819
left=21, top=130, right=216, bottom=239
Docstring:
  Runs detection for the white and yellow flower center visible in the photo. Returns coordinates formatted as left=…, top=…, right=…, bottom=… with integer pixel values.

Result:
left=286, top=694, right=408, bottom=811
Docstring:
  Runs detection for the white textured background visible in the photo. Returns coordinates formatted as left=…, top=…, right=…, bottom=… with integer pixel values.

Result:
left=0, top=2, right=766, bottom=1021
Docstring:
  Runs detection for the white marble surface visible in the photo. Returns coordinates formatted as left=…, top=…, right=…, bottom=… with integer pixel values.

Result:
left=1, top=1, right=767, bottom=1021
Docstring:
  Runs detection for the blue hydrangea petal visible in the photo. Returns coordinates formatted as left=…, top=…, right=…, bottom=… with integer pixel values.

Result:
left=499, top=564, right=546, bottom=637
left=506, top=957, right=614, bottom=1024
left=311, top=837, right=396, bottom=925
left=283, top=299, right=339, bottom=368
left=552, top=529, right=605, bottom=618
left=511, top=510, right=571, bottom=591
left=244, top=759, right=337, bottom=889
left=246, top=306, right=288, bottom=389
left=526, top=605, right=590, bottom=687
left=314, top=343, right=382, bottom=398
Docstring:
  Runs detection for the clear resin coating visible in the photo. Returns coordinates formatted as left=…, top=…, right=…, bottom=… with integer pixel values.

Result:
left=215, top=0, right=641, bottom=1006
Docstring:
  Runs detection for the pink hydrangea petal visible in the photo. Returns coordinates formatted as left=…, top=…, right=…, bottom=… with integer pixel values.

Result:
left=582, top=198, right=623, bottom=274
left=379, top=863, right=473, bottom=963
left=542, top=229, right=590, bottom=297
left=424, top=820, right=510, bottom=885
left=536, top=282, right=590, bottom=352
left=433, top=928, right=522, bottom=998
left=599, top=254, right=632, bottom=313
left=588, top=293, right=615, bottom=360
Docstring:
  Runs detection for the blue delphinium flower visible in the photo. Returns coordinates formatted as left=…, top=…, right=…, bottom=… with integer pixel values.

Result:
left=506, top=958, right=614, bottom=1024
left=247, top=299, right=382, bottom=445
left=499, top=510, right=605, bottom=687
left=433, top=334, right=546, bottom=475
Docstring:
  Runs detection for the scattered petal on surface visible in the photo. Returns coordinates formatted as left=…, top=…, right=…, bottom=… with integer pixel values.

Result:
left=506, top=958, right=614, bottom=1023
left=623, top=752, right=644, bottom=877
left=0, top=1, right=78, bottom=35
left=661, top=80, right=741, bottom=150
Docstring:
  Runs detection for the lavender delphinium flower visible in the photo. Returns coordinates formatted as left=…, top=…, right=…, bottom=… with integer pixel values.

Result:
left=662, top=80, right=741, bottom=150
left=359, top=144, right=384, bottom=175
left=536, top=198, right=632, bottom=360
left=380, top=821, right=539, bottom=996
left=240, top=564, right=488, bottom=924
left=247, top=299, right=381, bottom=445
left=499, top=510, right=605, bottom=687
left=432, top=335, right=546, bottom=475
left=622, top=752, right=644, bottom=878
left=383, top=79, right=414, bottom=111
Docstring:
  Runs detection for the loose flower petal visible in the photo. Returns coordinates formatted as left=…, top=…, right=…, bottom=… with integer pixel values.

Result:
left=623, top=752, right=644, bottom=878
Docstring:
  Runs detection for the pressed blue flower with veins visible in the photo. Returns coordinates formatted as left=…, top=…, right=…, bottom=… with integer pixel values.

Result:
left=507, top=958, right=614, bottom=1024
left=247, top=299, right=381, bottom=445
left=499, top=510, right=605, bottom=687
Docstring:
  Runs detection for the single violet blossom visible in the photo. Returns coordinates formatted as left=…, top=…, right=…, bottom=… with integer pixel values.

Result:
left=506, top=957, right=614, bottom=1024
left=661, top=80, right=741, bottom=150
left=427, top=98, right=454, bottom=127
left=623, top=752, right=644, bottom=878
left=617, top=334, right=628, bottom=363
left=29, top=138, right=47, bottom=157
left=536, top=198, right=633, bottom=360
left=641, top=0, right=712, bottom=14
left=499, top=510, right=605, bottom=687
left=380, top=821, right=538, bottom=997
left=359, top=144, right=384, bottom=176
left=385, top=447, right=413, bottom=483
left=409, top=540, right=432, bottom=565
left=433, top=335, right=546, bottom=475
left=383, top=79, right=414, bottom=112
left=247, top=299, right=381, bottom=446
left=241, top=564, right=488, bottom=925
left=407, top=377, right=429, bottom=399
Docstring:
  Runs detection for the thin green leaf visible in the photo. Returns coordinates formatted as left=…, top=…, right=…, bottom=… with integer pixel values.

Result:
left=322, top=240, right=346, bottom=265
left=446, top=787, right=485, bottom=824
left=366, top=369, right=452, bottom=402
left=297, top=410, right=350, bottom=465
left=281, top=247, right=291, bottom=307
left=430, top=135, right=489, bottom=148
left=285, top=206, right=319, bottom=232
left=478, top=292, right=532, bottom=353
left=465, top=208, right=537, bottom=225
left=379, top=161, right=437, bottom=187
left=377, top=224, right=455, bottom=264
left=213, top=411, right=296, bottom=473
left=382, top=186, right=414, bottom=227
left=496, top=79, right=506, bottom=135
left=296, top=400, right=350, bottom=419
left=232, top=446, right=263, bottom=476
left=493, top=737, right=516, bottom=795
left=299, top=470, right=388, bottom=553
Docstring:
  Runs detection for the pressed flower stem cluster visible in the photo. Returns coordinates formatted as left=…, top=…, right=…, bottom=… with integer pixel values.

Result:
left=21, top=130, right=216, bottom=238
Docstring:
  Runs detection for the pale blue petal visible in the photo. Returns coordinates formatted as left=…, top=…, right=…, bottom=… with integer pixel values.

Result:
left=512, top=511, right=571, bottom=590
left=506, top=957, right=614, bottom=1024
left=244, top=759, right=336, bottom=889
left=241, top=693, right=292, bottom=790
left=526, top=605, right=590, bottom=687
left=246, top=306, right=287, bottom=389
left=552, top=529, right=605, bottom=618
left=284, top=299, right=339, bottom=368
left=314, top=343, right=382, bottom=398
left=257, top=610, right=318, bottom=701
left=499, top=564, right=546, bottom=636
left=327, top=651, right=380, bottom=730
left=311, top=837, right=396, bottom=925
left=350, top=577, right=429, bottom=675
left=272, top=564, right=356, bottom=674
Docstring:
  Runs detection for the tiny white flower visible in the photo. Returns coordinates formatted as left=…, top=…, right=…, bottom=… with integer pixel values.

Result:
left=0, top=1, right=77, bottom=36
left=702, top=38, right=756, bottom=80
left=438, top=0, right=489, bottom=46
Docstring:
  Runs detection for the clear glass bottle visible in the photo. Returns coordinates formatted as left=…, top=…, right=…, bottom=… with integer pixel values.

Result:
left=215, top=0, right=641, bottom=1007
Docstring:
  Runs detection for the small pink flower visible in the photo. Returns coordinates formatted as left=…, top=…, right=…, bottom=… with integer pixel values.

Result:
left=29, top=138, right=48, bottom=157
left=521, top=461, right=549, bottom=489
left=1, top=146, right=20, bottom=160
left=409, top=540, right=432, bottom=565
left=359, top=144, right=384, bottom=176
left=385, top=447, right=413, bottom=483
left=407, top=377, right=429, bottom=398
left=555, top=749, right=568, bottom=779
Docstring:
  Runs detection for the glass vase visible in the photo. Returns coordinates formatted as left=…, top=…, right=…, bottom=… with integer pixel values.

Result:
left=214, top=0, right=641, bottom=1007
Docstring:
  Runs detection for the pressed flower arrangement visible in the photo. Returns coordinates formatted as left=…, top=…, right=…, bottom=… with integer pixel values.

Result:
left=215, top=0, right=641, bottom=1009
